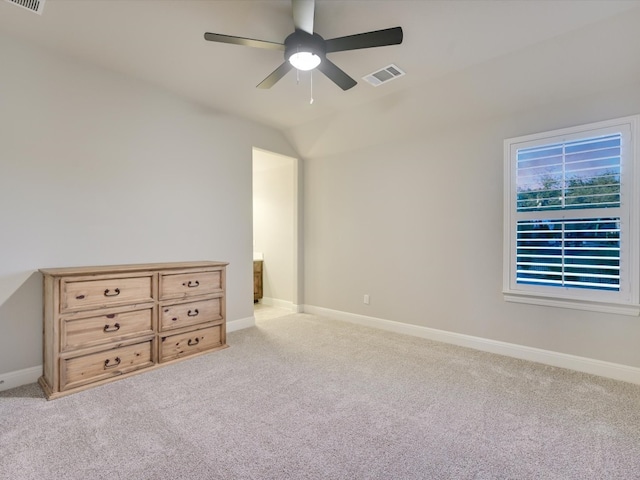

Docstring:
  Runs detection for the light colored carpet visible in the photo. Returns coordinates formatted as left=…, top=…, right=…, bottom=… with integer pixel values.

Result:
left=1, top=313, right=640, bottom=480
left=253, top=303, right=292, bottom=322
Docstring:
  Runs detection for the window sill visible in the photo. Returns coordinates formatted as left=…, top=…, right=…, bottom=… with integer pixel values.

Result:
left=503, top=291, right=640, bottom=316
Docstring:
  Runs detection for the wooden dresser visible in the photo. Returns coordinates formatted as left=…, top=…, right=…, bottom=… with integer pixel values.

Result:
left=39, top=261, right=228, bottom=399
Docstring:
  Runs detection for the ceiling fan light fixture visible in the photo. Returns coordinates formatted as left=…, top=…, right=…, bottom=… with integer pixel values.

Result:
left=204, top=0, right=404, bottom=91
left=288, top=51, right=321, bottom=71
left=284, top=30, right=326, bottom=72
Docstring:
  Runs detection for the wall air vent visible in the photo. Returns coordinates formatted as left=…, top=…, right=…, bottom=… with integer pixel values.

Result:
left=362, top=64, right=405, bottom=87
left=4, top=0, right=45, bottom=14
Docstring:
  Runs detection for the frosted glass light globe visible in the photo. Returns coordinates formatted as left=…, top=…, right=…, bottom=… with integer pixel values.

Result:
left=289, top=51, right=321, bottom=71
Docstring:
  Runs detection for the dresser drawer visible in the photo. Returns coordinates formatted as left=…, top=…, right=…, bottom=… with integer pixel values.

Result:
left=159, top=298, right=222, bottom=332
left=159, top=270, right=222, bottom=300
left=61, top=308, right=153, bottom=352
left=159, top=325, right=223, bottom=362
left=60, top=340, right=153, bottom=391
left=61, top=275, right=153, bottom=313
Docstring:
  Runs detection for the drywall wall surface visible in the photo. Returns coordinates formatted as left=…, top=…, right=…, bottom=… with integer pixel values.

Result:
left=0, top=34, right=296, bottom=374
left=253, top=150, right=295, bottom=303
left=303, top=82, right=640, bottom=369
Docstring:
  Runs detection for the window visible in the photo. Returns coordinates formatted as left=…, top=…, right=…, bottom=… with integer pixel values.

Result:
left=503, top=116, right=639, bottom=315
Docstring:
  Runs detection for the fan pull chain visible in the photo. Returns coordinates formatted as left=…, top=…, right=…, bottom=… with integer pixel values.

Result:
left=310, top=70, right=314, bottom=104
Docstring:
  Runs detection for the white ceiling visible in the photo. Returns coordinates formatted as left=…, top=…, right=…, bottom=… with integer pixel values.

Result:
left=1, top=0, right=640, bottom=136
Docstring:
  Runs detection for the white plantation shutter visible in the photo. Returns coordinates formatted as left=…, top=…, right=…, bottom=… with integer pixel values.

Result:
left=515, top=133, right=621, bottom=291
left=516, top=134, right=621, bottom=212
left=516, top=217, right=620, bottom=290
left=504, top=116, right=639, bottom=314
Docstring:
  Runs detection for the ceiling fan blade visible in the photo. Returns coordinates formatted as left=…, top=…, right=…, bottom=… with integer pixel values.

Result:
left=292, top=0, right=315, bottom=34
left=317, top=58, right=357, bottom=91
left=257, top=62, right=294, bottom=89
left=325, top=26, right=403, bottom=53
left=204, top=32, right=284, bottom=51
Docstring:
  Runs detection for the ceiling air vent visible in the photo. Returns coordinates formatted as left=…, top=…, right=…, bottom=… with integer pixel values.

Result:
left=362, top=64, right=405, bottom=87
left=4, top=0, right=45, bottom=14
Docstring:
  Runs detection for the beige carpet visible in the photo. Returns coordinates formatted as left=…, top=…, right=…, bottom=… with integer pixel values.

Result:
left=254, top=303, right=293, bottom=322
left=2, top=313, right=640, bottom=479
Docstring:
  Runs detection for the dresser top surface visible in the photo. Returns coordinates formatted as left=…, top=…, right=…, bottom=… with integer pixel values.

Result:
left=39, top=261, right=229, bottom=277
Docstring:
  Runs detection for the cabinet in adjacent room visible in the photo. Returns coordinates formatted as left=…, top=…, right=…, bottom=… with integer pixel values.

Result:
left=253, top=260, right=263, bottom=302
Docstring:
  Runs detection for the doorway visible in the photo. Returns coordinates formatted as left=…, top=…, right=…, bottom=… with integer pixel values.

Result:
left=252, top=148, right=301, bottom=321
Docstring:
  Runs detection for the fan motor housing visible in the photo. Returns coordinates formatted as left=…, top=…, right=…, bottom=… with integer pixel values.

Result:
left=284, top=30, right=326, bottom=62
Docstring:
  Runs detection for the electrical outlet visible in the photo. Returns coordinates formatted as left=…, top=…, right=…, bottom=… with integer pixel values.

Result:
left=363, top=294, right=370, bottom=305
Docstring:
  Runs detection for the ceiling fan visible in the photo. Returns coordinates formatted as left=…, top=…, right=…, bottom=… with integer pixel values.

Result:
left=204, top=0, right=403, bottom=91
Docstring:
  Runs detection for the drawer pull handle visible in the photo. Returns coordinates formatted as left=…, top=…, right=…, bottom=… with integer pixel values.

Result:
left=187, top=309, right=199, bottom=317
left=103, top=323, right=121, bottom=333
left=75, top=294, right=86, bottom=300
left=184, top=280, right=200, bottom=288
left=187, top=338, right=200, bottom=346
left=104, top=357, right=121, bottom=369
left=104, top=288, right=121, bottom=297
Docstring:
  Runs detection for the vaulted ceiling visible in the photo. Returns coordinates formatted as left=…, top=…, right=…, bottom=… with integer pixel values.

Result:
left=2, top=0, right=640, bottom=156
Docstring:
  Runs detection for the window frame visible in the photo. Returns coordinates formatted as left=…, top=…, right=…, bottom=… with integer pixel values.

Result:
left=503, top=115, right=640, bottom=315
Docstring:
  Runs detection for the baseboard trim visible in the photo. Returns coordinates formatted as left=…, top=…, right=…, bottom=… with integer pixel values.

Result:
left=227, top=316, right=256, bottom=332
left=303, top=305, right=640, bottom=385
left=0, top=365, right=41, bottom=392
left=5, top=310, right=637, bottom=392
left=259, top=297, right=298, bottom=312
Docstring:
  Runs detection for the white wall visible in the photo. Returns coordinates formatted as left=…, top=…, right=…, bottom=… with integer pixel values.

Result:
left=252, top=149, right=295, bottom=305
left=0, top=34, right=297, bottom=375
left=292, top=9, right=640, bottom=375
left=302, top=81, right=640, bottom=370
